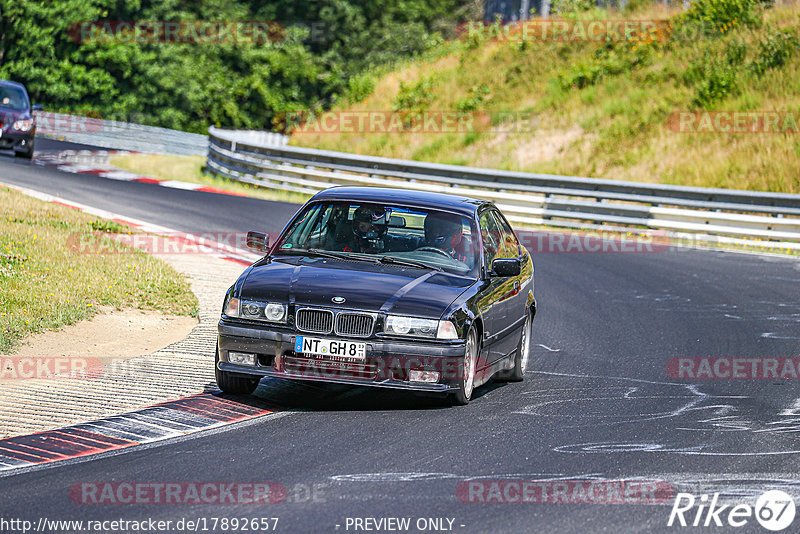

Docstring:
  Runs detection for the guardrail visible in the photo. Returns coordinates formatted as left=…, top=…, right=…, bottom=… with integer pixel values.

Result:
left=207, top=126, right=800, bottom=248
left=35, top=112, right=208, bottom=156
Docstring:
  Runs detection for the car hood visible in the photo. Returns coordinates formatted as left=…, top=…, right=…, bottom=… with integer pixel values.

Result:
left=239, top=257, right=472, bottom=318
left=0, top=109, right=30, bottom=122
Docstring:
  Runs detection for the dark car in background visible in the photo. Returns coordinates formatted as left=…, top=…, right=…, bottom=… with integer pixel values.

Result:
left=0, top=80, right=39, bottom=159
left=216, top=187, right=535, bottom=405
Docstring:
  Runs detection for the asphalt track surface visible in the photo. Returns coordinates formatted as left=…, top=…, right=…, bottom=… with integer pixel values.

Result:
left=1, top=139, right=799, bottom=533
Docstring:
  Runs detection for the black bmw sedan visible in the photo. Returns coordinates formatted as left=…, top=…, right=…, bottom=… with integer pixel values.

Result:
left=216, top=187, right=535, bottom=405
left=0, top=80, right=38, bottom=159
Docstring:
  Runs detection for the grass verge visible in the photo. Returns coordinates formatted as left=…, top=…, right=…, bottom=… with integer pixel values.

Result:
left=0, top=186, right=198, bottom=353
left=109, top=153, right=311, bottom=204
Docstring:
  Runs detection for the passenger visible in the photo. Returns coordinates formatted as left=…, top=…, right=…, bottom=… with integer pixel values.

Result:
left=340, top=206, right=391, bottom=254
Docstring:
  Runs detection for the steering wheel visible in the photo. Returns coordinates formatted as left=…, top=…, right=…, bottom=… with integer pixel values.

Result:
left=416, top=246, right=452, bottom=258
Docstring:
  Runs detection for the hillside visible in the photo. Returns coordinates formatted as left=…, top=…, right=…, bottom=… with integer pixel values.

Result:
left=290, top=0, right=800, bottom=193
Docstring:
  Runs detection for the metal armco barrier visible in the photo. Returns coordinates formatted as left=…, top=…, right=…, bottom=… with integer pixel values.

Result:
left=35, top=112, right=209, bottom=155
left=207, top=126, right=800, bottom=247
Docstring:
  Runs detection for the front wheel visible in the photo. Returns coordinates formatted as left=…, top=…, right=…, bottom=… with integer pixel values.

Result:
left=449, top=327, right=478, bottom=406
left=215, top=345, right=259, bottom=395
left=14, top=147, right=33, bottom=160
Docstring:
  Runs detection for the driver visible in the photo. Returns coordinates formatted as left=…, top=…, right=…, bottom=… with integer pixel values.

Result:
left=423, top=213, right=467, bottom=262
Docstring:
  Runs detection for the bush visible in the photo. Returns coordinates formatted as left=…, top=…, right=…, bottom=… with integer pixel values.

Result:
left=455, top=84, right=491, bottom=112
left=557, top=45, right=631, bottom=90
left=550, top=0, right=594, bottom=16
left=345, top=73, right=376, bottom=103
left=685, top=42, right=746, bottom=107
left=750, top=28, right=800, bottom=76
left=676, top=0, right=762, bottom=35
left=393, top=79, right=436, bottom=111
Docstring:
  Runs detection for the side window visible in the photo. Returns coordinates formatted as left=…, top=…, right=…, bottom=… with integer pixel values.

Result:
left=479, top=210, right=502, bottom=268
left=492, top=211, right=520, bottom=258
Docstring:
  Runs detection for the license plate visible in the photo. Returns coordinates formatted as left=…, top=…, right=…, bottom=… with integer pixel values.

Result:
left=295, top=336, right=366, bottom=360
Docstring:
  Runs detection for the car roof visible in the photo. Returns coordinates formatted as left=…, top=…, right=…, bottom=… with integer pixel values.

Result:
left=0, top=80, right=28, bottom=91
left=310, top=187, right=488, bottom=216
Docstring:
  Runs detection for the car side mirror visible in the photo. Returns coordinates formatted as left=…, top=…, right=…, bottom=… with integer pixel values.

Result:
left=246, top=231, right=270, bottom=252
left=491, top=258, right=521, bottom=277
left=31, top=104, right=43, bottom=111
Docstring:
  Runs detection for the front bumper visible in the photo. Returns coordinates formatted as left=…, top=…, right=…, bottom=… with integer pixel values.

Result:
left=0, top=130, right=34, bottom=152
left=217, top=320, right=466, bottom=393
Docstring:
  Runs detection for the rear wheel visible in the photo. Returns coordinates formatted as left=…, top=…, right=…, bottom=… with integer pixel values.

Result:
left=215, top=345, right=259, bottom=395
left=449, top=327, right=478, bottom=406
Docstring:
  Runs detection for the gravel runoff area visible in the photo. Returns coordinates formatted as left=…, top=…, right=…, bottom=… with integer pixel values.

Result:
left=0, top=253, right=244, bottom=439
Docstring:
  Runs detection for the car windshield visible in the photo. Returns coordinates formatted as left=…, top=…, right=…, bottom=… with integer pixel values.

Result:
left=275, top=201, right=480, bottom=277
left=0, top=86, right=28, bottom=111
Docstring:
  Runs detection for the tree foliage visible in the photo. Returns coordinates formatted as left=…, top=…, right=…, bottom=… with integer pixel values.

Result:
left=0, top=0, right=475, bottom=132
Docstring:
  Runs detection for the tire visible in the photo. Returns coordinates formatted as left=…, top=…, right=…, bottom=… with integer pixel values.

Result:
left=215, top=345, right=259, bottom=395
left=14, top=148, right=33, bottom=160
left=498, top=311, right=531, bottom=382
left=449, top=326, right=478, bottom=406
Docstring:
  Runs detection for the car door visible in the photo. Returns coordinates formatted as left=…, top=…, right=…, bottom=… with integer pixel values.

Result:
left=476, top=209, right=515, bottom=364
left=491, top=210, right=529, bottom=356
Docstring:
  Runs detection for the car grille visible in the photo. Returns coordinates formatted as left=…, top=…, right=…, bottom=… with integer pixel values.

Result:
left=296, top=309, right=334, bottom=334
left=335, top=312, right=374, bottom=338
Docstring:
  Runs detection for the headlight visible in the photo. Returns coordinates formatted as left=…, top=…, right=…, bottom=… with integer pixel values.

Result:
left=384, top=316, right=457, bottom=339
left=13, top=119, right=34, bottom=132
left=264, top=303, right=287, bottom=322
left=239, top=300, right=287, bottom=323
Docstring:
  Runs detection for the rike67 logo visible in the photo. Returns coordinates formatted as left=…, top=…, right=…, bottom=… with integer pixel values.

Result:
left=668, top=490, right=796, bottom=531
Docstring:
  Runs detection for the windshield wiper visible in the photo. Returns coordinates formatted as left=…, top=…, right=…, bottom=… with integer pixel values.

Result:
left=278, top=248, right=346, bottom=260
left=379, top=255, right=442, bottom=271
left=280, top=248, right=379, bottom=264
left=278, top=248, right=441, bottom=270
left=311, top=249, right=386, bottom=264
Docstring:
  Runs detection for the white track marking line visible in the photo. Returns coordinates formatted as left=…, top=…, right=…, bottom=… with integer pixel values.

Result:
left=537, top=344, right=561, bottom=352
